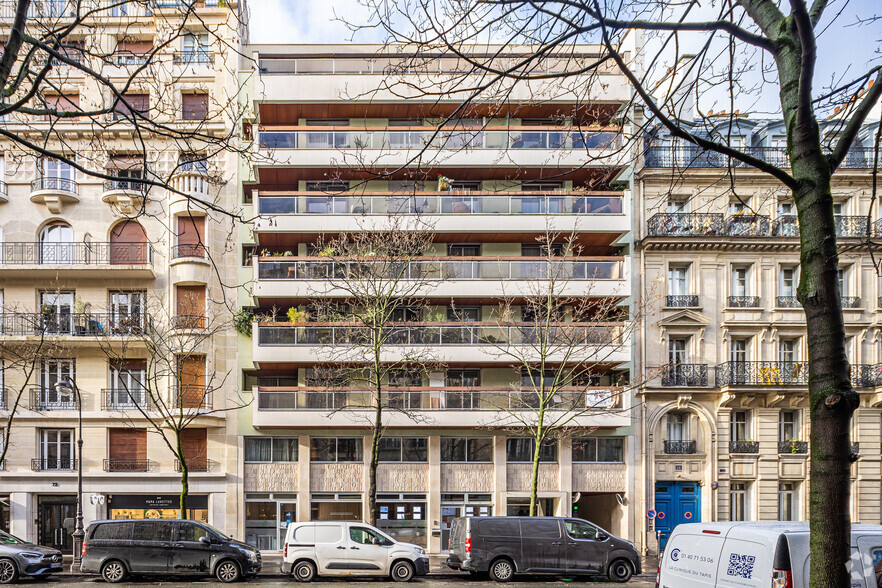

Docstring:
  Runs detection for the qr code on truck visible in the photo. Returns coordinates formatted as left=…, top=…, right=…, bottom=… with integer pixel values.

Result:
left=726, top=553, right=756, bottom=579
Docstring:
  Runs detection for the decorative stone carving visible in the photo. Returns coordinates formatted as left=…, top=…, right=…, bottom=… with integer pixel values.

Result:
left=572, top=463, right=627, bottom=493
left=310, top=463, right=363, bottom=492
left=378, top=463, right=428, bottom=492
left=244, top=463, right=298, bottom=492
left=440, top=464, right=494, bottom=492
left=506, top=464, right=557, bottom=492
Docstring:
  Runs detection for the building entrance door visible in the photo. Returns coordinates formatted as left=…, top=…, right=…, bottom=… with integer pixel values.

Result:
left=37, top=495, right=76, bottom=553
left=654, top=481, right=700, bottom=551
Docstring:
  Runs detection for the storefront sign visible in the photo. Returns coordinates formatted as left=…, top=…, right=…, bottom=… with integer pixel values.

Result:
left=108, top=494, right=208, bottom=509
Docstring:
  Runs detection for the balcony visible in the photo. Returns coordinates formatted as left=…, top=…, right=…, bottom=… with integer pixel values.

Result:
left=103, top=459, right=151, bottom=472
left=663, top=440, right=697, bottom=454
left=841, top=296, right=861, bottom=308
left=728, top=296, right=760, bottom=308
left=0, top=312, right=146, bottom=337
left=102, top=179, right=147, bottom=214
left=715, top=361, right=807, bottom=387
left=112, top=53, right=151, bottom=66
left=729, top=440, right=760, bottom=454
left=172, top=386, right=212, bottom=410
left=661, top=364, right=708, bottom=387
left=851, top=364, right=880, bottom=388
left=172, top=315, right=208, bottom=330
left=30, top=177, right=79, bottom=213
left=779, top=440, right=808, bottom=454
left=31, top=458, right=77, bottom=471
left=776, top=296, right=801, bottom=308
left=0, top=242, right=153, bottom=277
left=647, top=213, right=724, bottom=236
left=101, top=388, right=152, bottom=411
left=665, top=295, right=698, bottom=307
left=256, top=191, right=624, bottom=216
left=175, top=458, right=212, bottom=472
left=172, top=244, right=207, bottom=259
left=173, top=51, right=214, bottom=65
left=644, top=145, right=875, bottom=169
left=29, top=387, right=77, bottom=411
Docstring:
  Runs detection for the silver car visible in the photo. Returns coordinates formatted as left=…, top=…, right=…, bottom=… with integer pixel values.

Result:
left=0, top=530, right=64, bottom=584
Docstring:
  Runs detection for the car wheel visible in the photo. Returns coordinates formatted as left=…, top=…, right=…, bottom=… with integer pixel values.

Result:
left=292, top=560, right=316, bottom=582
left=607, top=559, right=633, bottom=583
left=215, top=560, right=241, bottom=583
left=488, top=558, right=515, bottom=582
left=391, top=560, right=414, bottom=582
left=100, top=560, right=127, bottom=584
left=0, top=558, right=18, bottom=585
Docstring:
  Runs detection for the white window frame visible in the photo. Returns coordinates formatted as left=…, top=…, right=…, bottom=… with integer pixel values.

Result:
left=731, top=265, right=750, bottom=297
left=668, top=265, right=689, bottom=297
left=779, top=266, right=798, bottom=298
left=666, top=413, right=689, bottom=442
left=731, top=410, right=751, bottom=442
left=779, top=410, right=800, bottom=443
left=730, top=482, right=749, bottom=521
left=778, top=482, right=798, bottom=521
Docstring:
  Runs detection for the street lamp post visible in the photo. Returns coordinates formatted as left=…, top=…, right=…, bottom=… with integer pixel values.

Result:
left=54, top=378, right=83, bottom=571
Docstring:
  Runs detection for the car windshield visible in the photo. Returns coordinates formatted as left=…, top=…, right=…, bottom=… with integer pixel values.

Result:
left=198, top=522, right=231, bottom=541
left=0, top=531, right=24, bottom=544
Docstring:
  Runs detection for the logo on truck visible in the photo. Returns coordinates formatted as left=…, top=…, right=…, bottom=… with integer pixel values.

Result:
left=670, top=548, right=681, bottom=562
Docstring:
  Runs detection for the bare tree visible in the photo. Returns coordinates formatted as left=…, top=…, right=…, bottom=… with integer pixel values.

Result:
left=343, top=2, right=881, bottom=583
left=97, top=294, right=245, bottom=517
left=298, top=215, right=441, bottom=525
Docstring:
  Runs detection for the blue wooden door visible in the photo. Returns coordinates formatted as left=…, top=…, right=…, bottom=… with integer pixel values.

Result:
left=654, top=481, right=701, bottom=550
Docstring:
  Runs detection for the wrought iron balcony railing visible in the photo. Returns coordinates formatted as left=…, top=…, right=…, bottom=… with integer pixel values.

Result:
left=173, top=386, right=211, bottom=410
left=103, top=459, right=151, bottom=472
left=0, top=312, right=146, bottom=336
left=103, top=178, right=148, bottom=192
left=257, top=192, right=625, bottom=216
left=31, top=458, right=76, bottom=471
left=647, top=213, right=725, bottom=236
left=31, top=176, right=78, bottom=194
left=256, top=386, right=621, bottom=411
left=175, top=457, right=211, bottom=472
left=777, top=296, right=801, bottom=308
left=173, top=51, right=213, bottom=65
left=257, top=322, right=623, bottom=347
left=661, top=364, right=709, bottom=387
left=101, top=388, right=152, bottom=411
left=644, top=145, right=875, bottom=169
left=716, top=361, right=808, bottom=386
left=29, top=387, right=77, bottom=410
left=779, top=440, right=808, bottom=454
left=852, top=364, right=881, bottom=388
left=726, top=215, right=772, bottom=237
left=841, top=296, right=862, bottom=308
left=774, top=215, right=800, bottom=237
left=666, top=295, right=699, bottom=307
left=257, top=257, right=624, bottom=281
left=172, top=315, right=208, bottom=330
left=0, top=242, right=152, bottom=265
left=728, top=296, right=761, bottom=308
left=774, top=215, right=872, bottom=238
left=663, top=440, right=697, bottom=454
left=730, top=440, right=760, bottom=454
left=172, top=243, right=207, bottom=259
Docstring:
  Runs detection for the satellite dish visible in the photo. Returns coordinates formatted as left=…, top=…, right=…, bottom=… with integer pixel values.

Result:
left=572, top=492, right=581, bottom=503
left=616, top=494, right=628, bottom=506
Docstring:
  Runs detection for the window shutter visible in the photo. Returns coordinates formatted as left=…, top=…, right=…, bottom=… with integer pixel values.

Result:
left=108, top=428, right=146, bottom=461
left=181, top=428, right=207, bottom=460
left=182, top=94, right=208, bottom=120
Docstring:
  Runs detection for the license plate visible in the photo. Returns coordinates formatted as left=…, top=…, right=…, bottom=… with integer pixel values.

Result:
left=51, top=563, right=62, bottom=568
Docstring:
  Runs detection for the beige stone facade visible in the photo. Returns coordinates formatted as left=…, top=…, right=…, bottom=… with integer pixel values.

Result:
left=0, top=1, right=241, bottom=550
left=634, top=120, right=882, bottom=554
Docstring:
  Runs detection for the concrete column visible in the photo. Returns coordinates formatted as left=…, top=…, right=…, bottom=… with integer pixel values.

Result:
left=559, top=437, right=572, bottom=517
left=297, top=435, right=310, bottom=522
left=493, top=435, right=506, bottom=514
left=9, top=493, right=31, bottom=541
left=363, top=434, right=372, bottom=522
left=428, top=435, right=441, bottom=553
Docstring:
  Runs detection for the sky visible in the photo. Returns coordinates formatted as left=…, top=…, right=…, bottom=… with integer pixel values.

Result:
left=245, top=0, right=882, bottom=117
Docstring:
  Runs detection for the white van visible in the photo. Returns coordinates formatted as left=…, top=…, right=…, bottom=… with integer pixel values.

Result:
left=657, top=521, right=882, bottom=588
left=280, top=521, right=430, bottom=582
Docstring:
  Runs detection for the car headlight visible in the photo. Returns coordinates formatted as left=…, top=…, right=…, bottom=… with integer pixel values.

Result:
left=248, top=550, right=259, bottom=562
left=412, top=547, right=426, bottom=556
left=20, top=552, right=43, bottom=559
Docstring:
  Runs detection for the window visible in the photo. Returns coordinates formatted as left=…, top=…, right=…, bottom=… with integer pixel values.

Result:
left=378, top=437, right=428, bottom=462
left=350, top=526, right=383, bottom=545
left=506, top=438, right=557, bottom=462
left=779, top=410, right=799, bottom=442
left=730, top=482, right=748, bottom=521
left=668, top=338, right=688, bottom=365
left=668, top=265, right=689, bottom=296
left=108, top=360, right=147, bottom=407
left=182, top=33, right=210, bottom=63
left=572, top=437, right=624, bottom=462
left=779, top=339, right=798, bottom=364
left=778, top=201, right=794, bottom=216
left=310, top=437, right=363, bottom=462
left=178, top=522, right=211, bottom=543
left=667, top=198, right=687, bottom=213
left=440, top=438, right=492, bottom=462
left=838, top=266, right=849, bottom=297
left=182, top=93, right=209, bottom=120
left=779, top=267, right=798, bottom=297
left=110, top=291, right=144, bottom=321
left=666, top=413, right=689, bottom=441
left=387, top=370, right=421, bottom=387
left=564, top=519, right=599, bottom=540
left=39, top=222, right=74, bottom=264
left=40, top=359, right=75, bottom=408
left=728, top=200, right=746, bottom=215
left=445, top=370, right=480, bottom=387
left=113, top=94, right=149, bottom=120
left=39, top=428, right=74, bottom=469
left=779, top=482, right=798, bottom=521
left=44, top=94, right=80, bottom=120
left=448, top=243, right=481, bottom=256
left=731, top=410, right=750, bottom=442
left=731, top=266, right=749, bottom=297
left=447, top=306, right=480, bottom=322
left=244, top=438, right=298, bottom=463
left=132, top=521, right=174, bottom=542
left=731, top=338, right=748, bottom=363
left=521, top=518, right=561, bottom=538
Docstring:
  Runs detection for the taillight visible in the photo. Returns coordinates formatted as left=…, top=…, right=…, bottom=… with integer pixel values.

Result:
left=464, top=538, right=471, bottom=554
left=81, top=541, right=87, bottom=556
left=655, top=560, right=661, bottom=588
left=772, top=569, right=793, bottom=588
left=283, top=543, right=287, bottom=558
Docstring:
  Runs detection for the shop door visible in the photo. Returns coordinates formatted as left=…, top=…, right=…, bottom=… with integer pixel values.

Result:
left=440, top=506, right=461, bottom=550
left=654, top=481, right=701, bottom=551
left=38, top=496, right=76, bottom=552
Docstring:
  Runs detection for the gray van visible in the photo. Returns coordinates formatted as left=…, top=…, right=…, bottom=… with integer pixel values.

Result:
left=446, top=516, right=641, bottom=582
left=80, top=519, right=261, bottom=583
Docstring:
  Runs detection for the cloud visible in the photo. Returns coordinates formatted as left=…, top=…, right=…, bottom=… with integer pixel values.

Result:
left=246, top=0, right=383, bottom=44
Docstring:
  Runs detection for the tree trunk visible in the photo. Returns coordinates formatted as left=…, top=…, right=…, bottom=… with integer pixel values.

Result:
left=529, top=439, right=541, bottom=517
left=368, top=407, right=381, bottom=525
left=177, top=434, right=189, bottom=519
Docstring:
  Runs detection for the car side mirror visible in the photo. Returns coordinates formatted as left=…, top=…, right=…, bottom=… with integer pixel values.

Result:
left=597, top=532, right=609, bottom=541
left=199, top=536, right=212, bottom=545
left=373, top=537, right=383, bottom=545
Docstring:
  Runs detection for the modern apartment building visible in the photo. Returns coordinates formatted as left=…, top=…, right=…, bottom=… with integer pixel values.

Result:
left=634, top=117, right=882, bottom=553
left=237, top=44, right=638, bottom=553
left=0, top=0, right=241, bottom=550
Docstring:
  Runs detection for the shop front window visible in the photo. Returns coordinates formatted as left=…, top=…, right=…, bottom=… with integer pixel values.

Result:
left=310, top=494, right=362, bottom=521
left=375, top=493, right=427, bottom=548
left=107, top=494, right=207, bottom=522
left=244, top=493, right=297, bottom=551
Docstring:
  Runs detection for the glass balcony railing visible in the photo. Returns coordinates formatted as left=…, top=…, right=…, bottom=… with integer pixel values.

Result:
left=256, top=386, right=621, bottom=411
left=257, top=192, right=624, bottom=216
left=257, top=322, right=623, bottom=347
left=256, top=258, right=624, bottom=281
left=258, top=128, right=621, bottom=151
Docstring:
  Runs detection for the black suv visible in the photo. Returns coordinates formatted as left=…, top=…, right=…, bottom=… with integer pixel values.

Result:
left=80, top=519, right=260, bottom=583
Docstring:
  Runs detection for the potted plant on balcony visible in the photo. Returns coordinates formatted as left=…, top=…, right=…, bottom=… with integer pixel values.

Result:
left=287, top=307, right=310, bottom=325
left=437, top=174, right=452, bottom=191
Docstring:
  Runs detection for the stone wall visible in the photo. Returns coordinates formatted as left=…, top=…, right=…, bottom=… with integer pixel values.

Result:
left=506, top=463, right=558, bottom=492
left=440, top=464, right=494, bottom=492
left=310, top=463, right=363, bottom=492
left=244, top=463, right=298, bottom=492
left=572, top=463, right=626, bottom=493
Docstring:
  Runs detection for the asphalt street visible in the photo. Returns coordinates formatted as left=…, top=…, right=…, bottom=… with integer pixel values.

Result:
left=21, top=579, right=655, bottom=587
